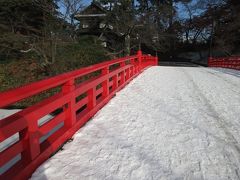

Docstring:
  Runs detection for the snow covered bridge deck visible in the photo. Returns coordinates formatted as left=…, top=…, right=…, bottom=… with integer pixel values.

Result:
left=31, top=66, right=240, bottom=179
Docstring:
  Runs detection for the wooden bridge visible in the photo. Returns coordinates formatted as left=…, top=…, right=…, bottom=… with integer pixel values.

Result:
left=0, top=52, right=240, bottom=179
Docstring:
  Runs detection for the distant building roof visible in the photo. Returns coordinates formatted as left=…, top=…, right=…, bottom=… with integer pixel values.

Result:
left=74, top=1, right=107, bottom=20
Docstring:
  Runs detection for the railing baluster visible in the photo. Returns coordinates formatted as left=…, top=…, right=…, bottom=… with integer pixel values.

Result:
left=126, top=67, right=130, bottom=81
left=102, top=67, right=109, bottom=98
left=131, top=59, right=135, bottom=75
left=120, top=62, right=125, bottom=85
left=112, top=75, right=118, bottom=91
left=87, top=88, right=96, bottom=110
left=27, top=118, right=40, bottom=160
left=62, top=79, right=76, bottom=128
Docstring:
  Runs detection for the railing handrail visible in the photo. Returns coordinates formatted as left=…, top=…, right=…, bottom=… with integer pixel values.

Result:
left=0, top=55, right=137, bottom=108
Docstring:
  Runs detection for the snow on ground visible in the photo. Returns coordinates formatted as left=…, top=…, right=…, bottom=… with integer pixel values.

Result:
left=29, top=66, right=240, bottom=180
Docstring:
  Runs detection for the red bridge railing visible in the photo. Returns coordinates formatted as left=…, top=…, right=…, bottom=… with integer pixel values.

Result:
left=0, top=51, right=157, bottom=179
left=208, top=57, right=240, bottom=70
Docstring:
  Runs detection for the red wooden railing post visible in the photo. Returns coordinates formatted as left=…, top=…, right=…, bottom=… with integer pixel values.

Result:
left=126, top=67, right=130, bottom=80
left=102, top=67, right=109, bottom=98
left=137, top=50, right=142, bottom=71
left=87, top=88, right=96, bottom=110
left=27, top=117, right=40, bottom=160
left=63, top=79, right=76, bottom=128
left=112, top=75, right=118, bottom=91
left=120, top=62, right=125, bottom=85
left=131, top=58, right=136, bottom=75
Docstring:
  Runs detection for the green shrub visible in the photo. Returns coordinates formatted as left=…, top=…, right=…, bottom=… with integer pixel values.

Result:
left=0, top=35, right=111, bottom=108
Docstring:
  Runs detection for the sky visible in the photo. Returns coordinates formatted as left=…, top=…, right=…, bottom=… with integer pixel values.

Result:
left=83, top=0, right=91, bottom=5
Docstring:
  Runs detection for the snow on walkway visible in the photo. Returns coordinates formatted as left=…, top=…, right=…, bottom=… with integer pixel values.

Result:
left=32, top=66, right=240, bottom=180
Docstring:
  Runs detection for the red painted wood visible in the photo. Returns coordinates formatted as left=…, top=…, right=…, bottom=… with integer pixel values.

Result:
left=39, top=113, right=65, bottom=135
left=0, top=140, right=24, bottom=167
left=0, top=51, right=157, bottom=179
left=208, top=57, right=240, bottom=70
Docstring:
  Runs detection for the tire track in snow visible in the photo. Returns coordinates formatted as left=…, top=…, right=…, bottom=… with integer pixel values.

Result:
left=199, top=68, right=240, bottom=90
left=181, top=68, right=240, bottom=152
left=180, top=68, right=240, bottom=176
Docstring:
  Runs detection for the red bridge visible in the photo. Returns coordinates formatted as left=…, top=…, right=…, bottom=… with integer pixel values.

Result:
left=1, top=53, right=240, bottom=179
